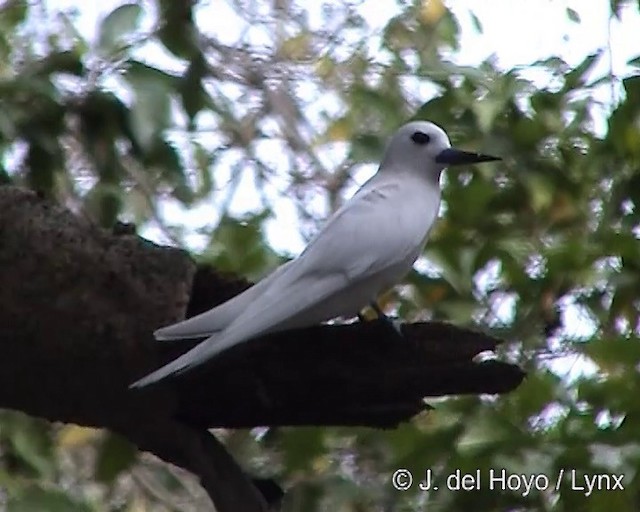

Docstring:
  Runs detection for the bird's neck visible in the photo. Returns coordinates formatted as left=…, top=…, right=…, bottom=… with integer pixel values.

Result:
left=375, top=164, right=443, bottom=189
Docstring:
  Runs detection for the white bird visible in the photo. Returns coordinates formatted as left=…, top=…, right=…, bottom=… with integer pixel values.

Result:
left=130, top=121, right=499, bottom=388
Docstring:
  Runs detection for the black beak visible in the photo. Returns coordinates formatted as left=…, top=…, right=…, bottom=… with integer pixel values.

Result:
left=435, top=148, right=501, bottom=166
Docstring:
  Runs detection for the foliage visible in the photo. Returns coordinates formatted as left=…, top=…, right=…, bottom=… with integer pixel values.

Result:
left=1, top=0, right=640, bottom=510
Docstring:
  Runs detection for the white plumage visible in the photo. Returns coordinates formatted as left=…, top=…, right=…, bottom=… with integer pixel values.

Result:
left=130, top=121, right=498, bottom=388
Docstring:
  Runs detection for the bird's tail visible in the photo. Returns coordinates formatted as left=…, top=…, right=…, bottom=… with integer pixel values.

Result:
left=154, top=262, right=291, bottom=341
left=129, top=353, right=194, bottom=388
left=129, top=333, right=236, bottom=389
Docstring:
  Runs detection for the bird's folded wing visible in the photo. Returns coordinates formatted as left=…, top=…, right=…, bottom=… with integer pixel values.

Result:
left=297, top=180, right=423, bottom=280
left=154, top=261, right=292, bottom=340
left=154, top=180, right=411, bottom=341
left=130, top=271, right=347, bottom=387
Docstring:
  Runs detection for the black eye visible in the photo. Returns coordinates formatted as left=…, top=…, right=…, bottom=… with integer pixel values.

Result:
left=411, top=131, right=430, bottom=145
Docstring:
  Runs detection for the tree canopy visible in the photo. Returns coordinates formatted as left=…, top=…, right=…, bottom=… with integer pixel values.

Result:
left=1, top=0, right=640, bottom=510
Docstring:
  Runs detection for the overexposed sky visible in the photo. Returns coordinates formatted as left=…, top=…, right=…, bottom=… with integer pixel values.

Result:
left=41, top=0, right=640, bottom=258
left=55, top=0, right=640, bottom=76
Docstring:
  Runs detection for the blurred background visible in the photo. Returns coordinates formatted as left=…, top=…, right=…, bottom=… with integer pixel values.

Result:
left=1, top=0, right=640, bottom=510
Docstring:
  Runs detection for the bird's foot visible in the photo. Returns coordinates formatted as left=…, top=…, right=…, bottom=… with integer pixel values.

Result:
left=379, top=314, right=404, bottom=340
left=368, top=301, right=405, bottom=341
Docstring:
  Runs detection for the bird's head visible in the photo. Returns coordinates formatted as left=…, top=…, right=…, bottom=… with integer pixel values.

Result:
left=381, top=120, right=500, bottom=179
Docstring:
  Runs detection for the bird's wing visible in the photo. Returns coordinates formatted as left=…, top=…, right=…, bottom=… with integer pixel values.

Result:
left=297, top=178, right=426, bottom=280
left=154, top=261, right=292, bottom=340
left=130, top=271, right=346, bottom=388
left=154, top=179, right=412, bottom=341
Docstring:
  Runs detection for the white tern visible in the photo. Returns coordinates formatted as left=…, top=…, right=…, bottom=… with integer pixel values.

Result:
left=131, top=120, right=499, bottom=388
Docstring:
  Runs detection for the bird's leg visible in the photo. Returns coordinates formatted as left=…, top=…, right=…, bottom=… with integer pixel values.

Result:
left=369, top=301, right=404, bottom=339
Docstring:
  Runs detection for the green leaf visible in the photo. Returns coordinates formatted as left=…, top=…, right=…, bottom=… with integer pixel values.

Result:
left=610, top=0, right=625, bottom=19
left=94, top=432, right=138, bottom=485
left=7, top=486, right=93, bottom=512
left=24, top=51, right=84, bottom=77
left=156, top=0, right=198, bottom=58
left=623, top=74, right=640, bottom=106
left=508, top=371, right=559, bottom=419
left=26, top=140, right=62, bottom=196
left=97, top=3, right=142, bottom=55
left=457, top=411, right=516, bottom=456
left=0, top=0, right=28, bottom=30
left=563, top=52, right=601, bottom=92
left=383, top=17, right=413, bottom=51
left=469, top=11, right=483, bottom=33
left=472, top=94, right=504, bottom=132
left=143, top=138, right=191, bottom=202
left=350, top=84, right=405, bottom=125
left=524, top=174, right=554, bottom=212
left=277, top=428, right=327, bottom=473
left=278, top=32, right=312, bottom=60
left=566, top=7, right=581, bottom=23
left=350, top=132, right=384, bottom=163
left=6, top=414, right=55, bottom=479
left=85, top=182, right=124, bottom=227
left=125, top=61, right=175, bottom=150
left=0, top=164, right=11, bottom=184
left=179, top=54, right=208, bottom=124
left=205, top=212, right=281, bottom=280
left=584, top=336, right=640, bottom=371
left=434, top=8, right=460, bottom=50
left=194, top=142, right=214, bottom=198
left=412, top=91, right=457, bottom=128
left=148, top=464, right=187, bottom=493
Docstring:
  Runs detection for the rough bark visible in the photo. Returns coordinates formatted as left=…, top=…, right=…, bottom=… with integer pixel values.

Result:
left=0, top=185, right=524, bottom=511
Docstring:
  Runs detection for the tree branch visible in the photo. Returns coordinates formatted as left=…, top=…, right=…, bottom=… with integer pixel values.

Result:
left=0, top=185, right=524, bottom=511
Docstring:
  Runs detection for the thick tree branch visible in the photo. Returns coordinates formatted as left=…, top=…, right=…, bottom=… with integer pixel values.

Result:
left=0, top=185, right=524, bottom=511
left=0, top=186, right=267, bottom=512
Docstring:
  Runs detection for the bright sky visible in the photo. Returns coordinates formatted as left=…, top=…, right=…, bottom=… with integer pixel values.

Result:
left=43, top=0, right=640, bottom=255
left=58, top=0, right=640, bottom=117
left=52, top=0, right=640, bottom=111
left=68, top=0, right=640, bottom=77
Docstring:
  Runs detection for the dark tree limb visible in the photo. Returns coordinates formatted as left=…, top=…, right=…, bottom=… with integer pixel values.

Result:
left=0, top=186, right=524, bottom=511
